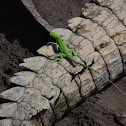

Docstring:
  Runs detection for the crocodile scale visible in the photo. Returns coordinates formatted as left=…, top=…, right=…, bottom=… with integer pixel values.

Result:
left=0, top=0, right=126, bottom=125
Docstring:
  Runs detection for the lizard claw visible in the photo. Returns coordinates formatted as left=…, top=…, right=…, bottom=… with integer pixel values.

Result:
left=56, top=58, right=62, bottom=61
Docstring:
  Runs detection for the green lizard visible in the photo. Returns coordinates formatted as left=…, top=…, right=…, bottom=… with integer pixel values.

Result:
left=50, top=32, right=126, bottom=96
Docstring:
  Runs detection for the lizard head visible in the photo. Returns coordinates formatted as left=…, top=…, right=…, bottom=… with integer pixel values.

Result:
left=50, top=32, right=59, bottom=39
left=50, top=32, right=64, bottom=45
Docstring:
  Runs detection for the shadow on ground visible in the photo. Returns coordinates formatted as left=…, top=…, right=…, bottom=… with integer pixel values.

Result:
left=0, top=0, right=53, bottom=54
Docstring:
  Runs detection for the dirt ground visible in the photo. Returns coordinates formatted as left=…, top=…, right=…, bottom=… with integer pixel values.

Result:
left=0, top=0, right=126, bottom=126
left=32, top=0, right=91, bottom=28
left=55, top=77, right=126, bottom=126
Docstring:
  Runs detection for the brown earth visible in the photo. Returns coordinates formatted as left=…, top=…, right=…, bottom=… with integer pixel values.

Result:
left=32, top=0, right=91, bottom=28
left=55, top=77, right=126, bottom=126
left=0, top=0, right=126, bottom=126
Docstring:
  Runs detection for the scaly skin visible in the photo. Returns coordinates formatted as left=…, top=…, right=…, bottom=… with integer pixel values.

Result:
left=50, top=32, right=126, bottom=96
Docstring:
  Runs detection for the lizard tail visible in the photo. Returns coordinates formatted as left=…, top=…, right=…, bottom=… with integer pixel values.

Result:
left=74, top=60, right=126, bottom=96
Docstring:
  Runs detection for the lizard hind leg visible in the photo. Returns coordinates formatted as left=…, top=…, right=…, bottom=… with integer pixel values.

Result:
left=56, top=53, right=66, bottom=61
left=69, top=49, right=77, bottom=56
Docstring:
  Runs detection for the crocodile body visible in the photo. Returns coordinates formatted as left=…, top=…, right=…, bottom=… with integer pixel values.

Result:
left=0, top=0, right=126, bottom=126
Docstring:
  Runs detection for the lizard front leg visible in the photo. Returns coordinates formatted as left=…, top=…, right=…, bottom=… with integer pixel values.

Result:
left=60, top=34, right=65, bottom=41
left=69, top=49, right=77, bottom=56
left=56, top=42, right=59, bottom=52
left=56, top=53, right=66, bottom=61
left=61, top=37, right=64, bottom=41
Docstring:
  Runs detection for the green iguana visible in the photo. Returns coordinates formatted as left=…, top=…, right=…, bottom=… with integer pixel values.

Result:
left=50, top=32, right=126, bottom=96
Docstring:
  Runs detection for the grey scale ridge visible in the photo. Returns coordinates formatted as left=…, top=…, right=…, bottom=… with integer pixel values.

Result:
left=0, top=0, right=126, bottom=125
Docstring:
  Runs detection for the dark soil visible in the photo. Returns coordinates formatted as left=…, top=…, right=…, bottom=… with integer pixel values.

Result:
left=0, top=0, right=126, bottom=126
left=55, top=77, right=126, bottom=126
left=32, top=0, right=91, bottom=28
left=0, top=0, right=53, bottom=92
